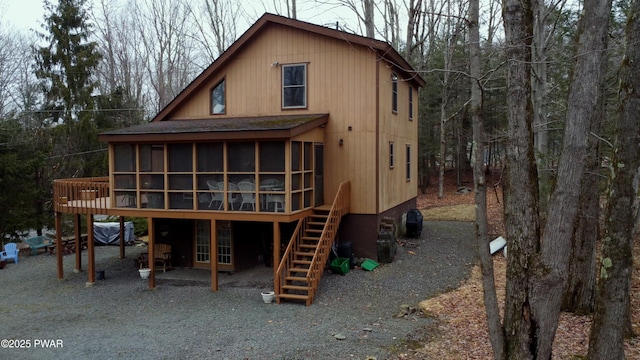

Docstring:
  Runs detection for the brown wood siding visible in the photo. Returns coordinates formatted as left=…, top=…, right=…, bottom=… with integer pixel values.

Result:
left=170, top=25, right=381, bottom=214
left=377, top=64, right=418, bottom=212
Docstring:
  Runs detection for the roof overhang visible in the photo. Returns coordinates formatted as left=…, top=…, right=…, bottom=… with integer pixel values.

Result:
left=98, top=114, right=329, bottom=143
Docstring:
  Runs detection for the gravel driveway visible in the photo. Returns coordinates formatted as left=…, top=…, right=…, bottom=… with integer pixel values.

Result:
left=0, top=221, right=476, bottom=360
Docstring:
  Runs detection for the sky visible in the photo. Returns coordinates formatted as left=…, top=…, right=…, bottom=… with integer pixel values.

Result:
left=1, top=0, right=47, bottom=31
left=0, top=0, right=365, bottom=38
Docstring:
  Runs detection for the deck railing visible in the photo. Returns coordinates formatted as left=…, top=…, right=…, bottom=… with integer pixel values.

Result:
left=307, top=181, right=350, bottom=299
left=53, top=177, right=110, bottom=215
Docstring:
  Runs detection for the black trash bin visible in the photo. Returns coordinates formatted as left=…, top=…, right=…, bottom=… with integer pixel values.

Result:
left=406, top=209, right=423, bottom=238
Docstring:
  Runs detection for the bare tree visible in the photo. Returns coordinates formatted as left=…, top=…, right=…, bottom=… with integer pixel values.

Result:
left=470, top=0, right=504, bottom=358
left=437, top=0, right=467, bottom=198
left=92, top=0, right=148, bottom=117
left=528, top=0, right=612, bottom=357
left=587, top=0, right=640, bottom=356
left=185, top=0, right=241, bottom=62
left=316, top=0, right=376, bottom=37
left=132, top=0, right=199, bottom=112
left=0, top=24, right=31, bottom=116
left=501, top=0, right=541, bottom=357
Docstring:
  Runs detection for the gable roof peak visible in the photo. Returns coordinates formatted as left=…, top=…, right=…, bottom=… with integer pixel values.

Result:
left=152, top=12, right=424, bottom=123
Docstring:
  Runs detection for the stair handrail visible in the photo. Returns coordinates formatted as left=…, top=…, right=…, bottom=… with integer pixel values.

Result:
left=275, top=217, right=306, bottom=297
left=306, top=181, right=350, bottom=300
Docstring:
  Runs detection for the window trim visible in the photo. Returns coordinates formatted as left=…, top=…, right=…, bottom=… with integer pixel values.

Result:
left=282, top=63, right=308, bottom=109
left=211, top=78, right=226, bottom=115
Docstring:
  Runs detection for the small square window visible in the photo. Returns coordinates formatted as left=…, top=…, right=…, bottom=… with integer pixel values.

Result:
left=282, top=64, right=307, bottom=108
left=211, top=79, right=225, bottom=114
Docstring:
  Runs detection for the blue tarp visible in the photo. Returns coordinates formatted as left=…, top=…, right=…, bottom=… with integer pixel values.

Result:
left=93, top=221, right=135, bottom=245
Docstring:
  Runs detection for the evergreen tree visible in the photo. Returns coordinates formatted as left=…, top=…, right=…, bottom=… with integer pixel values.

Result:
left=34, top=0, right=102, bottom=126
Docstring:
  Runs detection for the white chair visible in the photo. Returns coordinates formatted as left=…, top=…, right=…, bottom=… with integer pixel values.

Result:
left=227, top=183, right=241, bottom=210
left=267, top=194, right=285, bottom=212
left=206, top=181, right=224, bottom=210
left=237, top=182, right=256, bottom=211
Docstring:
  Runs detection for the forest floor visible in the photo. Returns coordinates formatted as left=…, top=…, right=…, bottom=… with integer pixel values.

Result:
left=403, top=169, right=640, bottom=359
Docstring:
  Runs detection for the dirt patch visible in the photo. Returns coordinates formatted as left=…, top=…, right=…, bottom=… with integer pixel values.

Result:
left=421, top=204, right=475, bottom=222
left=402, top=170, right=640, bottom=359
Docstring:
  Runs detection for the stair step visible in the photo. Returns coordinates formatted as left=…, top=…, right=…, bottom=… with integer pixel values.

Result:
left=305, top=229, right=323, bottom=234
left=307, top=221, right=326, bottom=226
left=301, top=237, right=319, bottom=242
left=288, top=267, right=309, bottom=274
left=293, top=249, right=318, bottom=257
left=283, top=284, right=309, bottom=291
left=293, top=259, right=312, bottom=265
left=299, top=243, right=317, bottom=249
left=285, top=276, right=308, bottom=282
left=277, top=293, right=309, bottom=300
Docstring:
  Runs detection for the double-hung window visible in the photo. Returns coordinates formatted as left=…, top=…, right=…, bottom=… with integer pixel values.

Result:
left=282, top=64, right=307, bottom=108
left=406, top=144, right=411, bottom=180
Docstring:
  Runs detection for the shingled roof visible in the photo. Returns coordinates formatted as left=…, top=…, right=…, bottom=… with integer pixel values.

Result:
left=98, top=114, right=329, bottom=142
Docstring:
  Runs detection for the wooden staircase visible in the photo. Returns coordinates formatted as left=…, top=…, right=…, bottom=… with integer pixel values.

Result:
left=275, top=181, right=350, bottom=306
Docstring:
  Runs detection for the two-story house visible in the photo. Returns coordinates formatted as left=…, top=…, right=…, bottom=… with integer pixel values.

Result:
left=52, top=13, right=425, bottom=305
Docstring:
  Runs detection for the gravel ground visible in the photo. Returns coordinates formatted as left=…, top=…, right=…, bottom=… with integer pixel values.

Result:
left=0, top=221, right=476, bottom=360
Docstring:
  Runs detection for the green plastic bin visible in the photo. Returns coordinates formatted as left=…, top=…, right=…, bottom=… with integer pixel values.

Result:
left=330, top=257, right=350, bottom=275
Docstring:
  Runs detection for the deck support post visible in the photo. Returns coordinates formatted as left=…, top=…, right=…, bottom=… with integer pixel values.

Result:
left=74, top=214, right=82, bottom=272
left=210, top=219, right=218, bottom=292
left=86, top=215, right=95, bottom=285
left=55, top=212, right=64, bottom=280
left=273, top=221, right=280, bottom=294
left=147, top=217, right=156, bottom=289
left=119, top=217, right=125, bottom=259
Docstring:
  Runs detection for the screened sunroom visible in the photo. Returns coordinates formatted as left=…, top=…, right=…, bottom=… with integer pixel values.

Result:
left=101, top=114, right=328, bottom=215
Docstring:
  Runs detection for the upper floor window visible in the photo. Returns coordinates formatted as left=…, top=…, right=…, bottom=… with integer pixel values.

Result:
left=408, top=86, right=413, bottom=120
left=211, top=79, right=225, bottom=114
left=391, top=73, right=398, bottom=113
left=282, top=64, right=307, bottom=108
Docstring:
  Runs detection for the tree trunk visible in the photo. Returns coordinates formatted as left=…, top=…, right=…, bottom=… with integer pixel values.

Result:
left=501, top=0, right=540, bottom=358
left=588, top=0, right=640, bottom=356
left=532, top=0, right=551, bottom=216
left=437, top=50, right=450, bottom=198
left=529, top=0, right=612, bottom=357
left=470, top=0, right=505, bottom=357
left=363, top=0, right=374, bottom=38
left=562, top=115, right=601, bottom=314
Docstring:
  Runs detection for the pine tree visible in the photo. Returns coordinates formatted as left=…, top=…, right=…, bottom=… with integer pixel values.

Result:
left=34, top=0, right=102, bottom=126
